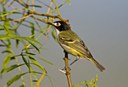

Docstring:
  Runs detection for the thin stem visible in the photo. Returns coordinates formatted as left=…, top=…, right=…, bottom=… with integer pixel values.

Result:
left=52, top=0, right=61, bottom=15
left=34, top=71, right=46, bottom=87
left=64, top=51, right=72, bottom=87
left=47, top=1, right=53, bottom=14
left=32, top=0, right=35, bottom=11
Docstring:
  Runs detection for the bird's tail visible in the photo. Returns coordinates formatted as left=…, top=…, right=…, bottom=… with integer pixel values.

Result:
left=89, top=57, right=105, bottom=72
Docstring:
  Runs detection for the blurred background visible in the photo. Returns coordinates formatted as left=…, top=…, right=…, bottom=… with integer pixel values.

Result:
left=0, top=0, right=128, bottom=87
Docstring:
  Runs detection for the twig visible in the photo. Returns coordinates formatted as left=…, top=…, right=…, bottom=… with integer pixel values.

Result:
left=12, top=10, right=68, bottom=23
left=64, top=51, right=72, bottom=87
left=46, top=1, right=53, bottom=14
left=34, top=71, right=47, bottom=87
left=31, top=11, right=68, bottom=22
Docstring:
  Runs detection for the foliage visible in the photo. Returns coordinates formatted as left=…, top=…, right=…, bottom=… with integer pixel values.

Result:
left=73, top=75, right=98, bottom=87
left=0, top=0, right=98, bottom=87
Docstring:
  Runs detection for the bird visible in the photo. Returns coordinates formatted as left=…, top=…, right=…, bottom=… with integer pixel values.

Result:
left=48, top=21, right=105, bottom=72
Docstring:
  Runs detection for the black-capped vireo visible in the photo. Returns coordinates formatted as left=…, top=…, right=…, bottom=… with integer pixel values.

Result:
left=49, top=21, right=105, bottom=72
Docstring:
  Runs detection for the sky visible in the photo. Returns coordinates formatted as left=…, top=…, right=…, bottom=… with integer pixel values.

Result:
left=0, top=0, right=128, bottom=87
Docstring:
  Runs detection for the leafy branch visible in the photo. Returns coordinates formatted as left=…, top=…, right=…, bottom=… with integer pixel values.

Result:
left=0, top=0, right=68, bottom=87
left=0, top=0, right=99, bottom=87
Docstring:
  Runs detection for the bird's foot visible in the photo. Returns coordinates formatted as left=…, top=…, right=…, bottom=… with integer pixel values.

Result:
left=59, top=66, right=71, bottom=74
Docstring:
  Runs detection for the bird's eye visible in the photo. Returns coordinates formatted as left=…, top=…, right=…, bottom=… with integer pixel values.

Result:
left=54, top=22, right=61, bottom=27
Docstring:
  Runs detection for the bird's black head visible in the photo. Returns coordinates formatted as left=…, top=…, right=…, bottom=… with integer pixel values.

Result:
left=52, top=21, right=71, bottom=31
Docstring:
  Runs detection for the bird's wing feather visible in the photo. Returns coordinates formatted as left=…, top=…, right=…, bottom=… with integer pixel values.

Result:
left=58, top=30, right=93, bottom=58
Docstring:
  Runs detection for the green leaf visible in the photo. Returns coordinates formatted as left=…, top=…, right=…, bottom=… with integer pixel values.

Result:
left=2, top=50, right=12, bottom=54
left=26, top=52, right=36, bottom=55
left=72, top=75, right=98, bottom=87
left=29, top=41, right=40, bottom=53
left=19, top=84, right=25, bottom=87
left=39, top=57, right=53, bottom=65
left=59, top=0, right=71, bottom=8
left=13, top=36, right=42, bottom=46
left=8, top=64, right=24, bottom=72
left=3, top=55, right=11, bottom=68
left=51, top=30, right=57, bottom=42
left=21, top=54, right=30, bottom=69
left=2, top=7, right=10, bottom=33
left=0, top=35, right=42, bottom=53
left=0, top=35, right=42, bottom=47
left=4, top=19, right=10, bottom=32
left=30, top=22, right=35, bottom=39
left=65, top=0, right=71, bottom=5
left=0, top=24, right=4, bottom=30
left=16, top=39, right=19, bottom=48
left=0, top=64, right=24, bottom=76
left=0, top=35, right=11, bottom=40
left=6, top=73, right=27, bottom=87
left=0, top=44, right=6, bottom=47
left=29, top=56, right=46, bottom=72
left=0, top=0, right=6, bottom=3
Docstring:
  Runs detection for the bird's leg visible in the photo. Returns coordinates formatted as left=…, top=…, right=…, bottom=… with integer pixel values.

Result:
left=69, top=57, right=79, bottom=66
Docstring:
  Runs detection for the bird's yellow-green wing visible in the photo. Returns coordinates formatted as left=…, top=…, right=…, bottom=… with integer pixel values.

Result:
left=58, top=30, right=93, bottom=58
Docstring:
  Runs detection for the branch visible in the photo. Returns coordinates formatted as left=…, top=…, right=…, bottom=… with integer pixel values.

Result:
left=64, top=51, right=72, bottom=87
left=30, top=11, right=68, bottom=22
left=12, top=10, right=68, bottom=23
left=34, top=71, right=46, bottom=87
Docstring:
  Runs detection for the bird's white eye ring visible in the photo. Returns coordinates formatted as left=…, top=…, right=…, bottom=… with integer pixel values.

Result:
left=54, top=22, right=61, bottom=27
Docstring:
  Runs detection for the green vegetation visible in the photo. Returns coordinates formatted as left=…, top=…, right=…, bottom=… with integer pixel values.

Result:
left=0, top=0, right=98, bottom=87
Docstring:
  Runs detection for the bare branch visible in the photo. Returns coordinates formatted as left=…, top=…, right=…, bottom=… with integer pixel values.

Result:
left=64, top=51, right=72, bottom=87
